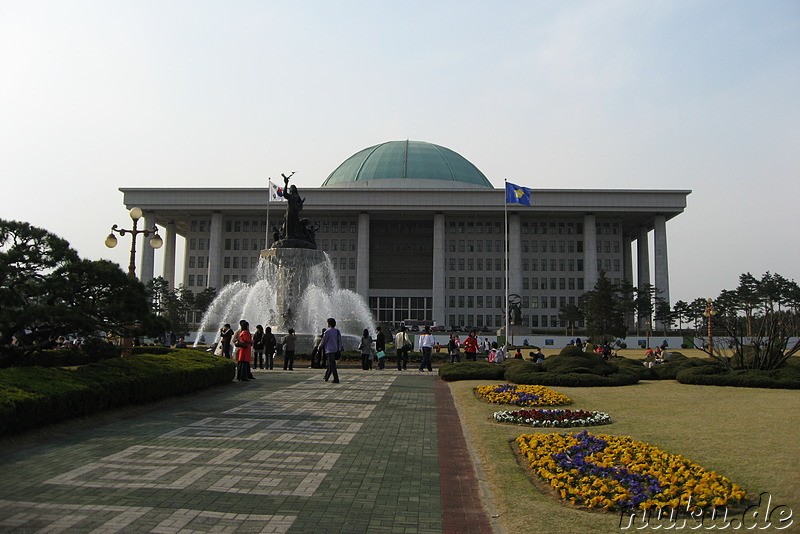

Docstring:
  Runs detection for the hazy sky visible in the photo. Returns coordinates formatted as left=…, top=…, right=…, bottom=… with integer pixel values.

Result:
left=1, top=1, right=798, bottom=305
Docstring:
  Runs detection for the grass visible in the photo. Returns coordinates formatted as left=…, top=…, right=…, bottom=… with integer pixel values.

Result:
left=450, top=378, right=800, bottom=534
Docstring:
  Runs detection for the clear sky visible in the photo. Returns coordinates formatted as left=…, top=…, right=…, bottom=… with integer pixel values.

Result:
left=1, top=1, right=798, bottom=305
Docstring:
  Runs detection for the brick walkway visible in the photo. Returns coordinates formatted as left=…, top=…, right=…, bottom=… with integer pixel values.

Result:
left=0, top=369, right=493, bottom=533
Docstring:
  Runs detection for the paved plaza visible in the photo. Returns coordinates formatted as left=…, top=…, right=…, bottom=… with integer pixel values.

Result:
left=0, top=369, right=493, bottom=533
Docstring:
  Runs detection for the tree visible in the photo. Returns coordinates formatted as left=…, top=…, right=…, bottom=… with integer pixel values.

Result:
left=144, top=278, right=218, bottom=338
left=0, top=220, right=79, bottom=346
left=579, top=272, right=628, bottom=344
left=0, top=219, right=162, bottom=361
left=692, top=271, right=800, bottom=370
left=653, top=297, right=673, bottom=334
left=558, top=304, right=583, bottom=336
left=672, top=300, right=690, bottom=331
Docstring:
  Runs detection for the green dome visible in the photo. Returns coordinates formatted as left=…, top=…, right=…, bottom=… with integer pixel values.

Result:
left=321, top=140, right=493, bottom=189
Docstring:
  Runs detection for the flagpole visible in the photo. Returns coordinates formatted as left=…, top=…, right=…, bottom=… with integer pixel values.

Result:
left=266, top=180, right=272, bottom=248
left=504, top=179, right=510, bottom=352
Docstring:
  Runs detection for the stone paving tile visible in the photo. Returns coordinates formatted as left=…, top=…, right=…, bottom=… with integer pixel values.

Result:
left=0, top=369, right=488, bottom=533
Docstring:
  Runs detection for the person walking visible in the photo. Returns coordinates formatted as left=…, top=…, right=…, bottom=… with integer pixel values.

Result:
left=395, top=326, right=411, bottom=371
left=359, top=329, right=373, bottom=370
left=418, top=326, right=435, bottom=372
left=263, top=326, right=277, bottom=370
left=463, top=330, right=479, bottom=361
left=282, top=328, right=297, bottom=370
left=375, top=326, right=386, bottom=370
left=322, top=318, right=343, bottom=383
left=219, top=324, right=234, bottom=359
left=235, top=321, right=253, bottom=381
left=252, top=325, right=265, bottom=369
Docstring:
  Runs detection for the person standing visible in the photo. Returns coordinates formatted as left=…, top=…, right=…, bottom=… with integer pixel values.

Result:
left=219, top=324, right=234, bottom=359
left=322, top=318, right=343, bottom=383
left=252, top=325, right=265, bottom=369
left=418, top=326, right=435, bottom=372
left=375, top=326, right=386, bottom=370
left=282, top=328, right=297, bottom=370
left=263, top=326, right=277, bottom=370
left=463, top=330, right=479, bottom=361
left=236, top=321, right=253, bottom=381
left=394, top=326, right=411, bottom=371
left=311, top=328, right=326, bottom=369
left=359, top=329, right=373, bottom=370
left=447, top=333, right=461, bottom=363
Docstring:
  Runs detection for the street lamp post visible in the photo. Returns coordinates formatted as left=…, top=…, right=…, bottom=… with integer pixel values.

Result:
left=105, top=207, right=163, bottom=354
left=105, top=207, right=163, bottom=277
left=703, top=298, right=717, bottom=354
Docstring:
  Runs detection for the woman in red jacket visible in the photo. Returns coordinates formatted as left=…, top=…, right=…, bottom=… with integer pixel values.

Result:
left=236, top=320, right=253, bottom=381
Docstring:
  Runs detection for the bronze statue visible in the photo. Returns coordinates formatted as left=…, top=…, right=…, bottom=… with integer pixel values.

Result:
left=273, top=172, right=317, bottom=249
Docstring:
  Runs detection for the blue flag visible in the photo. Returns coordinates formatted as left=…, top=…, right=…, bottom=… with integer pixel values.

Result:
left=505, top=182, right=532, bottom=206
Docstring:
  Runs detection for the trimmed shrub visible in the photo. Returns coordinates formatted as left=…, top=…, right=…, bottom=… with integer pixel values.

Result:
left=0, top=350, right=235, bottom=435
left=544, top=346, right=619, bottom=376
left=438, top=361, right=506, bottom=381
left=677, top=364, right=800, bottom=389
left=505, top=359, right=639, bottom=387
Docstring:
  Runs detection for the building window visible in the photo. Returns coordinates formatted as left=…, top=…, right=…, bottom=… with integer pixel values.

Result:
left=188, top=275, right=195, bottom=286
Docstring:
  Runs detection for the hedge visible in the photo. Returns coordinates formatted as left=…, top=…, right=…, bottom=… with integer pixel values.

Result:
left=677, top=363, right=800, bottom=389
left=0, top=349, right=235, bottom=435
left=438, top=361, right=506, bottom=381
left=438, top=358, right=640, bottom=386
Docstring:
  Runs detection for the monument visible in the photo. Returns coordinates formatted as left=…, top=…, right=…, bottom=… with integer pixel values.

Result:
left=194, top=173, right=375, bottom=350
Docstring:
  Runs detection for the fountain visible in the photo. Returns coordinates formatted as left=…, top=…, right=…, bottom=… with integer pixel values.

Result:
left=194, top=173, right=376, bottom=351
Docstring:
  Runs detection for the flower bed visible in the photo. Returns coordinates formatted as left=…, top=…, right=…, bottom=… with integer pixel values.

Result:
left=475, top=384, right=572, bottom=406
left=515, top=431, right=746, bottom=511
left=494, top=409, right=611, bottom=428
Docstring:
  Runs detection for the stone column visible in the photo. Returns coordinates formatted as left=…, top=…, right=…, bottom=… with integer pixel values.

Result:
left=207, top=212, right=223, bottom=290
left=637, top=226, right=650, bottom=288
left=623, top=233, right=634, bottom=284
left=623, top=233, right=635, bottom=330
left=356, top=213, right=370, bottom=300
left=432, top=213, right=446, bottom=326
left=162, top=222, right=177, bottom=289
left=583, top=214, right=598, bottom=291
left=139, top=212, right=156, bottom=283
left=508, top=214, right=522, bottom=297
left=653, top=215, right=670, bottom=328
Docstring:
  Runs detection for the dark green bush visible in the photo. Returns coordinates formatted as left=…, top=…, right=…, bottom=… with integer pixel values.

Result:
left=0, top=350, right=235, bottom=435
left=504, top=359, right=639, bottom=387
left=439, top=350, right=639, bottom=386
left=131, top=346, right=176, bottom=356
left=1, top=338, right=122, bottom=369
left=544, top=346, right=619, bottom=376
left=677, top=364, right=800, bottom=389
left=438, top=362, right=505, bottom=381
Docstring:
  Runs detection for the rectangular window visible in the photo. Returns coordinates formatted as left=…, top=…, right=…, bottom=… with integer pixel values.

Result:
left=188, top=275, right=195, bottom=286
left=232, top=257, right=239, bottom=269
left=189, top=256, right=196, bottom=268
left=532, top=277, right=539, bottom=290
left=224, top=257, right=231, bottom=268
left=476, top=277, right=483, bottom=289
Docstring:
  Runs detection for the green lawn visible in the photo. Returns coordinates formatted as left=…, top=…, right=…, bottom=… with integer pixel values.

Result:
left=450, top=378, right=800, bottom=534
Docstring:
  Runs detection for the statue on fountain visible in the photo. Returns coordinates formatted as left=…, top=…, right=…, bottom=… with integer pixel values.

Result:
left=272, top=172, right=318, bottom=249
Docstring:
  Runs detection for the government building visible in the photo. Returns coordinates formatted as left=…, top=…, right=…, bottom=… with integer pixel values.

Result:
left=121, top=140, right=690, bottom=332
